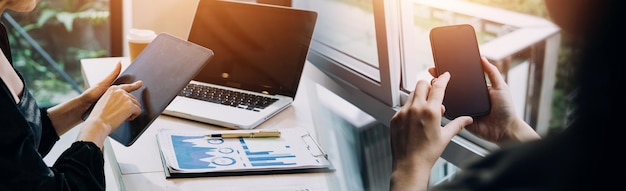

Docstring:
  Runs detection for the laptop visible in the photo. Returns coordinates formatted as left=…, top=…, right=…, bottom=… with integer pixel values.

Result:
left=162, top=0, right=317, bottom=130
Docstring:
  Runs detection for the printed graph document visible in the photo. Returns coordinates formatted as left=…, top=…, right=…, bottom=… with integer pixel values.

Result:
left=156, top=128, right=334, bottom=178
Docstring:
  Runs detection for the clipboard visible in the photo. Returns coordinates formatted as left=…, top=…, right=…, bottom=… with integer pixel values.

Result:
left=156, top=128, right=334, bottom=178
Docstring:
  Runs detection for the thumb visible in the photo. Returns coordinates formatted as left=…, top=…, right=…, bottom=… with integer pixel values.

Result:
left=96, top=61, right=122, bottom=87
left=442, top=116, right=473, bottom=140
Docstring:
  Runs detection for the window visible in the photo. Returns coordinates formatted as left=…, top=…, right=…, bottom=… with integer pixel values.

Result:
left=3, top=0, right=123, bottom=107
left=295, top=0, right=563, bottom=188
left=294, top=0, right=400, bottom=107
left=399, top=1, right=561, bottom=137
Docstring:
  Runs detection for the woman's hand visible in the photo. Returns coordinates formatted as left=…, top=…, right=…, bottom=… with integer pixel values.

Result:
left=389, top=72, right=473, bottom=191
left=47, top=61, right=131, bottom=136
left=75, top=61, right=143, bottom=149
left=80, top=61, right=125, bottom=108
left=428, top=57, right=539, bottom=145
left=78, top=80, right=142, bottom=150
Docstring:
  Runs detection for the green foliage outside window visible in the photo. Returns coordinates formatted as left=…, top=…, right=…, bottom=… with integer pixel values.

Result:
left=4, top=0, right=110, bottom=107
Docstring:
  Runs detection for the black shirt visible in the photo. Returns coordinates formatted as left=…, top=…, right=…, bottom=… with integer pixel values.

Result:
left=430, top=130, right=598, bottom=191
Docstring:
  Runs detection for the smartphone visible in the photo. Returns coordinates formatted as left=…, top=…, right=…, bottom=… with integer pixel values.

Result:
left=429, top=24, right=490, bottom=119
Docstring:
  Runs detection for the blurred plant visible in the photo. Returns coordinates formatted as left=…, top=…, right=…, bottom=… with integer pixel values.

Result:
left=5, top=0, right=111, bottom=107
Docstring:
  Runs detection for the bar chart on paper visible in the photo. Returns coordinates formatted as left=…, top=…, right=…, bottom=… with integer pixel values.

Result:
left=156, top=128, right=333, bottom=177
left=170, top=135, right=299, bottom=170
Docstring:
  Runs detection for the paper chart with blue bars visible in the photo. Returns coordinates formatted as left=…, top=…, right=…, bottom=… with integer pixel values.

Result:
left=157, top=128, right=331, bottom=174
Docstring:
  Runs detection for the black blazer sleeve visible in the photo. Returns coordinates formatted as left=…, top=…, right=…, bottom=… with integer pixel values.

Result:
left=0, top=99, right=106, bottom=191
left=38, top=108, right=60, bottom=156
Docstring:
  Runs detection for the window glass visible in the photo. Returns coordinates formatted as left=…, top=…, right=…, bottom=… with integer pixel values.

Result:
left=294, top=0, right=379, bottom=80
left=3, top=0, right=113, bottom=107
left=401, top=0, right=549, bottom=91
left=400, top=0, right=566, bottom=133
left=294, top=0, right=561, bottom=186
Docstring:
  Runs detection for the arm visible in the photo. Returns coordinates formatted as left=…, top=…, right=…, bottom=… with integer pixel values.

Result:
left=0, top=95, right=105, bottom=190
left=389, top=72, right=473, bottom=191
left=46, top=62, right=143, bottom=149
left=46, top=62, right=124, bottom=136
left=0, top=131, right=106, bottom=191
left=45, top=94, right=95, bottom=136
left=389, top=58, right=540, bottom=190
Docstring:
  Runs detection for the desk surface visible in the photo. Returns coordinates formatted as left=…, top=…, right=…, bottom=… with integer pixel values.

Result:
left=81, top=57, right=351, bottom=191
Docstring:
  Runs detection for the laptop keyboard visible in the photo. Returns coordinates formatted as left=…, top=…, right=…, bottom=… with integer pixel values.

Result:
left=178, top=83, right=279, bottom=111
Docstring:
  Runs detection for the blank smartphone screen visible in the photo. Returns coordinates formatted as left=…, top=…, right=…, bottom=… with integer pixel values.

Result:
left=430, top=24, right=490, bottom=119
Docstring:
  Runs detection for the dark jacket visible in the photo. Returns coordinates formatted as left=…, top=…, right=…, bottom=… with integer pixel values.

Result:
left=0, top=23, right=105, bottom=191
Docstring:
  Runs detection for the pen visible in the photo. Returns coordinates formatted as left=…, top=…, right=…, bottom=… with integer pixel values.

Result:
left=205, top=129, right=281, bottom=138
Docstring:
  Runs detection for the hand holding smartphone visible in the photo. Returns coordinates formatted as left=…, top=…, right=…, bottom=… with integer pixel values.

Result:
left=429, top=24, right=490, bottom=119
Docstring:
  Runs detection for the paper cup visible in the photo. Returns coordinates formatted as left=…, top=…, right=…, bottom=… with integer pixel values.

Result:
left=128, top=28, right=157, bottom=62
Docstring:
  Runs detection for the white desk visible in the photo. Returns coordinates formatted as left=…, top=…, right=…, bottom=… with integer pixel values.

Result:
left=81, top=57, right=351, bottom=191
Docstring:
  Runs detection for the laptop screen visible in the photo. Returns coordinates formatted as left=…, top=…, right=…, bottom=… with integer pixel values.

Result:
left=188, top=0, right=317, bottom=98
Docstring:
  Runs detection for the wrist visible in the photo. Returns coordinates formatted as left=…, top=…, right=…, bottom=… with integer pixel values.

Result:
left=504, top=117, right=541, bottom=143
left=77, top=118, right=111, bottom=150
left=77, top=93, right=95, bottom=112
left=390, top=160, right=431, bottom=191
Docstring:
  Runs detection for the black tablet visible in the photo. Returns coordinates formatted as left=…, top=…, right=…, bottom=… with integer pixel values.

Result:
left=106, top=33, right=213, bottom=146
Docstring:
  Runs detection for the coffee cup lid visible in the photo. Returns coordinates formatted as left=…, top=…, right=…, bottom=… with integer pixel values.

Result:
left=128, top=28, right=157, bottom=43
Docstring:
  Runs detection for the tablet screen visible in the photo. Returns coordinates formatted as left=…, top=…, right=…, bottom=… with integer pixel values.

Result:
left=106, top=33, right=213, bottom=146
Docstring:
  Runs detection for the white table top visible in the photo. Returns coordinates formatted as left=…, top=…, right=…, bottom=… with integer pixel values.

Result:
left=81, top=57, right=343, bottom=191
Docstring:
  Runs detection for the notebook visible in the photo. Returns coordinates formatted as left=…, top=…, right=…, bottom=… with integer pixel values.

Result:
left=104, top=33, right=214, bottom=146
left=162, top=0, right=317, bottom=130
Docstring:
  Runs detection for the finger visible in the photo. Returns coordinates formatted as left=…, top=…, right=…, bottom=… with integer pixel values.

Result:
left=427, top=72, right=450, bottom=105
left=413, top=80, right=431, bottom=103
left=127, top=103, right=142, bottom=121
left=125, top=93, right=142, bottom=121
left=401, top=76, right=423, bottom=109
left=402, top=89, right=417, bottom=111
left=428, top=67, right=437, bottom=77
left=481, top=57, right=506, bottom=89
left=118, top=81, right=143, bottom=92
left=441, top=116, right=473, bottom=140
left=126, top=92, right=140, bottom=107
left=96, top=61, right=122, bottom=87
left=440, top=105, right=446, bottom=116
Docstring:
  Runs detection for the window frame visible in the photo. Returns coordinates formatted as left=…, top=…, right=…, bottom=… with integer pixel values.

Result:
left=301, top=0, right=490, bottom=167
left=299, top=0, right=560, bottom=168
left=303, top=0, right=401, bottom=108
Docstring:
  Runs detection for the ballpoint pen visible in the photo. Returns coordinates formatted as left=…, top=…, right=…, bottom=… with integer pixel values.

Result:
left=204, top=129, right=281, bottom=138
